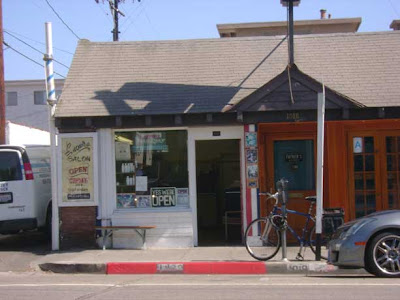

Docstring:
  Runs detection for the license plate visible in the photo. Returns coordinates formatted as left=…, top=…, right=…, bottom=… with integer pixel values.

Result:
left=0, top=192, right=13, bottom=204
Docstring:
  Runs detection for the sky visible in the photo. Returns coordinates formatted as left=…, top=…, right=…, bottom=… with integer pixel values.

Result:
left=3, top=0, right=400, bottom=81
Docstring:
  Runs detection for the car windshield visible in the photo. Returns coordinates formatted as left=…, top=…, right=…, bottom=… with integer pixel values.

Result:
left=0, top=151, right=23, bottom=181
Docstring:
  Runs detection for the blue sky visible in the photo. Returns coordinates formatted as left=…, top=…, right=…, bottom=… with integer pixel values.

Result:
left=3, top=0, right=400, bottom=80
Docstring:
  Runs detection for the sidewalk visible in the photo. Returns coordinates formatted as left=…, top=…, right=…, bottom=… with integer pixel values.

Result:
left=36, top=246, right=368, bottom=275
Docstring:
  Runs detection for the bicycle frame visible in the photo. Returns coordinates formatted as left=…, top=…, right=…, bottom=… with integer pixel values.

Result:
left=272, top=206, right=315, bottom=247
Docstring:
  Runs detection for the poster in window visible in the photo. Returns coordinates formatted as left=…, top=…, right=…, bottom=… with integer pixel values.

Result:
left=117, top=193, right=136, bottom=208
left=61, top=137, right=94, bottom=204
left=177, top=188, right=189, bottom=207
left=137, top=195, right=151, bottom=208
left=115, top=141, right=131, bottom=161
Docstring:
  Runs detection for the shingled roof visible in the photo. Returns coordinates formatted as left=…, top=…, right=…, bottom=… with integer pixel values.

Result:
left=55, top=31, right=400, bottom=118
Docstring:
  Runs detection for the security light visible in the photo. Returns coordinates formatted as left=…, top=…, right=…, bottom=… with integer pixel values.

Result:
left=280, top=0, right=301, bottom=7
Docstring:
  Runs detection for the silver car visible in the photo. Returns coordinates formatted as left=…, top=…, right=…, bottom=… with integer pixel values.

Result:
left=328, top=210, right=400, bottom=278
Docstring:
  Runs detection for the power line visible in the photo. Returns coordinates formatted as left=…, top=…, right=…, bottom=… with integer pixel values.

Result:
left=44, top=0, right=80, bottom=40
left=3, top=41, right=66, bottom=78
left=4, top=29, right=74, bottom=55
left=388, top=0, right=400, bottom=17
left=4, top=30, right=70, bottom=69
left=120, top=0, right=147, bottom=36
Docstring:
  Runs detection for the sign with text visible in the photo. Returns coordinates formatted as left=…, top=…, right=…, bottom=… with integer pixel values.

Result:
left=61, top=137, right=94, bottom=204
left=150, top=187, right=177, bottom=207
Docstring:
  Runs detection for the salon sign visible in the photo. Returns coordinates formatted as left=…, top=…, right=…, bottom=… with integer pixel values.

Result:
left=61, top=136, right=96, bottom=205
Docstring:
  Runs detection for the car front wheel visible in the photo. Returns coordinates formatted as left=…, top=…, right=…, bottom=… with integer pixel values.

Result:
left=365, top=231, right=400, bottom=278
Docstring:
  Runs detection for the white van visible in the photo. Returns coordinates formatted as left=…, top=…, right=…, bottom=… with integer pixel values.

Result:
left=0, top=145, right=52, bottom=235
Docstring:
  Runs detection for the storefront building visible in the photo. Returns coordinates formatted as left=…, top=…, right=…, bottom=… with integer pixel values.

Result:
left=54, top=22, right=400, bottom=249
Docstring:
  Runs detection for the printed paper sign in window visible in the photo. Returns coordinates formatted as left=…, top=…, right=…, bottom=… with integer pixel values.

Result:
left=61, top=137, right=94, bottom=204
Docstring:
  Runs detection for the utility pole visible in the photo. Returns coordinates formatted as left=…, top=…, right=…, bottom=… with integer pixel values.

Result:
left=96, top=0, right=143, bottom=42
left=109, top=0, right=125, bottom=41
left=0, top=0, right=5, bottom=144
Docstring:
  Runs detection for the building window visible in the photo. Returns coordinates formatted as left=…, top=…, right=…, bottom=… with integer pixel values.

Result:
left=34, top=91, right=46, bottom=105
left=6, top=92, right=17, bottom=106
left=114, top=130, right=189, bottom=209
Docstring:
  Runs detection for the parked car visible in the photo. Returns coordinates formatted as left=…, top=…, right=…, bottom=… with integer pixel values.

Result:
left=0, top=145, right=52, bottom=235
left=328, top=210, right=400, bottom=277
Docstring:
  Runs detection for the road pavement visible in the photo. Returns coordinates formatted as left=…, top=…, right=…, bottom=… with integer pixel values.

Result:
left=0, top=273, right=398, bottom=300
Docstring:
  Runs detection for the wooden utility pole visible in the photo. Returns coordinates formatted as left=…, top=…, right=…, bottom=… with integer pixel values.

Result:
left=0, top=0, right=5, bottom=144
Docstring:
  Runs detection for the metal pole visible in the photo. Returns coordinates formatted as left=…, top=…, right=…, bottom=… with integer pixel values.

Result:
left=0, top=0, right=6, bottom=144
left=45, top=22, right=59, bottom=251
left=316, top=87, right=325, bottom=260
left=288, top=0, right=294, bottom=66
left=277, top=178, right=289, bottom=262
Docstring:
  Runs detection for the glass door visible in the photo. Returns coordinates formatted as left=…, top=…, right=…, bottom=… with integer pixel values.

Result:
left=383, top=135, right=400, bottom=210
left=349, top=132, right=400, bottom=219
left=350, top=136, right=379, bottom=218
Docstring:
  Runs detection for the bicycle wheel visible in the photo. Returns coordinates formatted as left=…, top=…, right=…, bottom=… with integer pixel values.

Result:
left=309, top=226, right=328, bottom=260
left=245, top=217, right=280, bottom=261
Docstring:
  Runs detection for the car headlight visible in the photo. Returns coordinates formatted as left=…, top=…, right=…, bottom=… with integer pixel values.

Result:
left=343, top=218, right=373, bottom=239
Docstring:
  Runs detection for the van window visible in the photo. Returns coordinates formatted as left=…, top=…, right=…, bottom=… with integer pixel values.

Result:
left=0, top=152, right=23, bottom=181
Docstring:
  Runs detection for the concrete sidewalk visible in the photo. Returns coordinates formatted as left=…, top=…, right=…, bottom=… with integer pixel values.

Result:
left=36, top=246, right=368, bottom=275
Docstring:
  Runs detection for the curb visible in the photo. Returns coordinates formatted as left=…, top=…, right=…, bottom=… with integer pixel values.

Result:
left=39, top=261, right=369, bottom=275
left=107, top=262, right=266, bottom=274
left=39, top=263, right=106, bottom=274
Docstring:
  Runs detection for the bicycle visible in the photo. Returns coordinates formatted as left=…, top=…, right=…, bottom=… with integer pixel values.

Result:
left=244, top=192, right=329, bottom=261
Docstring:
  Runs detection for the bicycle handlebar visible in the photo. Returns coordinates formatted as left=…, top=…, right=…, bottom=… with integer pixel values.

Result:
left=258, top=192, right=279, bottom=205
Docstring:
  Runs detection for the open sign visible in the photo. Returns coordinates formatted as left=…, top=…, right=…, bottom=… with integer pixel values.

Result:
left=150, top=187, right=177, bottom=207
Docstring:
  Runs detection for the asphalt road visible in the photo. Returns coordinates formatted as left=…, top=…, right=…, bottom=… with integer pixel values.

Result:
left=0, top=273, right=398, bottom=300
left=0, top=230, right=51, bottom=272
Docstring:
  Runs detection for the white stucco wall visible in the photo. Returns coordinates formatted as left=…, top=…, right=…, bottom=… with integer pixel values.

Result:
left=5, top=121, right=50, bottom=145
left=5, top=79, right=64, bottom=131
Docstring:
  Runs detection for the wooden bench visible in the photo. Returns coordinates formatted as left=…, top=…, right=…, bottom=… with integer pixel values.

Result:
left=95, top=225, right=156, bottom=250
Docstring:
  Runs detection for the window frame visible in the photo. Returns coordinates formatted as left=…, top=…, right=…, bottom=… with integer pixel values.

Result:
left=34, top=90, right=47, bottom=105
left=6, top=91, right=18, bottom=106
left=112, top=127, right=190, bottom=212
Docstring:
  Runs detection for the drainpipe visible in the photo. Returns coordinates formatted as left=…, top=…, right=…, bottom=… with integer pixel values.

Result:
left=44, top=22, right=59, bottom=251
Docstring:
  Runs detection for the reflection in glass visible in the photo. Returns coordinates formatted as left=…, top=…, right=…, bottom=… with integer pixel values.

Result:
left=388, top=192, right=394, bottom=209
left=387, top=155, right=394, bottom=171
left=387, top=173, right=396, bottom=190
left=364, top=137, right=374, bottom=153
left=386, top=136, right=396, bottom=153
left=354, top=173, right=364, bottom=190
left=365, top=173, right=375, bottom=190
left=354, top=155, right=363, bottom=172
left=355, top=193, right=365, bottom=218
left=273, top=140, right=315, bottom=191
left=365, top=155, right=374, bottom=171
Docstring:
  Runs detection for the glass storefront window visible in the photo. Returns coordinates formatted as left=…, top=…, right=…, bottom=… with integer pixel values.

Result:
left=114, top=130, right=189, bottom=209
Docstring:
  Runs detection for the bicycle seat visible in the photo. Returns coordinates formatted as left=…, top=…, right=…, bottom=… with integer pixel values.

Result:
left=305, top=196, right=316, bottom=202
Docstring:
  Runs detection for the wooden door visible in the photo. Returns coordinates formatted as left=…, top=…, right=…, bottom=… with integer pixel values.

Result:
left=263, top=133, right=317, bottom=237
left=348, top=131, right=400, bottom=219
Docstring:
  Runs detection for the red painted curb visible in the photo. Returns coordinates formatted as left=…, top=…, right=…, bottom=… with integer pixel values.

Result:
left=107, top=262, right=266, bottom=275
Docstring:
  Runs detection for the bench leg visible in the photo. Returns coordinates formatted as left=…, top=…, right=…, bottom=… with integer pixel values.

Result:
left=134, top=229, right=147, bottom=249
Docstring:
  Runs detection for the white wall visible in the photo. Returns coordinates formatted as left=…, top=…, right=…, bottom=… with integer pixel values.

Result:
left=5, top=121, right=50, bottom=145
left=5, top=79, right=64, bottom=131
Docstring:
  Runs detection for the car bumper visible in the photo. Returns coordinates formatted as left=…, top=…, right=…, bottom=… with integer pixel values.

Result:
left=328, top=237, right=366, bottom=268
